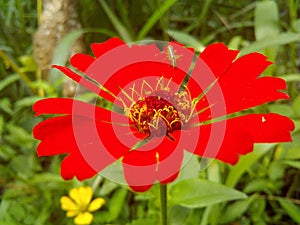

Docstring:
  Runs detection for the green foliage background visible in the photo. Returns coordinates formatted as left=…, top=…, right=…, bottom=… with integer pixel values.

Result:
left=0, top=0, right=300, bottom=224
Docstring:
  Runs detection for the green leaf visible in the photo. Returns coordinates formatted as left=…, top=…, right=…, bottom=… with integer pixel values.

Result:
left=126, top=217, right=158, bottom=225
left=9, top=155, right=34, bottom=178
left=278, top=74, right=300, bottom=82
left=0, top=98, right=13, bottom=115
left=275, top=133, right=300, bottom=160
left=294, top=119, right=300, bottom=133
left=0, top=200, right=9, bottom=219
left=248, top=197, right=266, bottom=218
left=243, top=179, right=270, bottom=194
left=51, top=30, right=87, bottom=66
left=29, top=80, right=56, bottom=94
left=292, top=19, right=300, bottom=33
left=49, top=30, right=86, bottom=84
left=18, top=55, right=37, bottom=73
left=268, top=104, right=294, bottom=117
left=30, top=173, right=67, bottom=184
left=5, top=124, right=32, bottom=149
left=169, top=205, right=191, bottom=225
left=99, top=160, right=125, bottom=184
left=166, top=30, right=204, bottom=52
left=99, top=179, right=118, bottom=196
left=0, top=74, right=19, bottom=92
left=8, top=201, right=26, bottom=222
left=228, top=36, right=243, bottom=49
left=219, top=194, right=257, bottom=224
left=268, top=160, right=285, bottom=180
left=137, top=0, right=178, bottom=40
left=254, top=1, right=280, bottom=41
left=15, top=96, right=42, bottom=110
left=171, top=151, right=200, bottom=184
left=169, top=178, right=247, bottom=208
left=282, top=160, right=300, bottom=169
left=226, top=144, right=275, bottom=187
left=292, top=94, right=300, bottom=117
left=278, top=198, right=300, bottom=223
left=239, top=33, right=300, bottom=56
left=0, top=145, right=16, bottom=161
left=108, top=188, right=127, bottom=221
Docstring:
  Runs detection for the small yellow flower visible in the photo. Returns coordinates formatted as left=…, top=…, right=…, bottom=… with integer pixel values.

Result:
left=60, top=186, right=105, bottom=225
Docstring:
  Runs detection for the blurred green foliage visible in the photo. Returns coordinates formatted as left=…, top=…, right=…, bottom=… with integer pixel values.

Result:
left=0, top=0, right=300, bottom=224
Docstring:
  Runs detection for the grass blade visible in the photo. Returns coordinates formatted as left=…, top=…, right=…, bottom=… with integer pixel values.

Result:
left=0, top=74, right=19, bottom=92
left=98, top=0, right=132, bottom=42
left=137, top=0, right=178, bottom=40
left=239, top=32, right=300, bottom=56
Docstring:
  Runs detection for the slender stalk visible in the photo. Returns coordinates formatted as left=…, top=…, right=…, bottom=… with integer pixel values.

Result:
left=160, top=184, right=167, bottom=225
left=288, top=0, right=297, bottom=74
left=36, top=0, right=45, bottom=97
left=36, top=69, right=45, bottom=97
left=288, top=0, right=298, bottom=99
left=37, top=0, right=42, bottom=25
left=92, top=175, right=102, bottom=192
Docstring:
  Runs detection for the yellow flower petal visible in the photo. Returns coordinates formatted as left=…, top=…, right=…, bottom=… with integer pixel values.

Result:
left=88, top=198, right=105, bottom=212
left=78, top=186, right=93, bottom=206
left=60, top=196, right=78, bottom=211
left=66, top=210, right=79, bottom=217
left=69, top=187, right=81, bottom=205
left=70, top=187, right=93, bottom=208
left=74, top=212, right=93, bottom=225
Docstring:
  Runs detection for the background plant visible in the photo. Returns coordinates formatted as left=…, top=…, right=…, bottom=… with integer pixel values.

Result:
left=0, top=0, right=299, bottom=224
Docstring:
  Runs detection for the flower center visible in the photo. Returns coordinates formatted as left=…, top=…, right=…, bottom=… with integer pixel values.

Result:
left=128, top=95, right=182, bottom=137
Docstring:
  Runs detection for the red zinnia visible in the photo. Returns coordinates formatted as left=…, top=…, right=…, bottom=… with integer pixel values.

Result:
left=33, top=37, right=294, bottom=192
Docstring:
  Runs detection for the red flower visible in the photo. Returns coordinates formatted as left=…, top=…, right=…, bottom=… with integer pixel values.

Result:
left=33, top=37, right=294, bottom=192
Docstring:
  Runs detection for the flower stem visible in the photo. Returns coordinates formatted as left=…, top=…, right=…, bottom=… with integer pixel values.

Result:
left=160, top=184, right=167, bottom=225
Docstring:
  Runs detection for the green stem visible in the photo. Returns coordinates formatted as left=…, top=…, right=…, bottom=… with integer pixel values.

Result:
left=160, top=184, right=167, bottom=225
left=37, top=0, right=42, bottom=25
left=91, top=175, right=103, bottom=192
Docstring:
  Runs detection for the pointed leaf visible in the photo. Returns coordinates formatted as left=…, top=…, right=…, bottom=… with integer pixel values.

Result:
left=170, top=178, right=247, bottom=208
left=278, top=198, right=300, bottom=223
left=239, top=33, right=300, bottom=56
left=254, top=1, right=279, bottom=41
left=137, top=0, right=178, bottom=40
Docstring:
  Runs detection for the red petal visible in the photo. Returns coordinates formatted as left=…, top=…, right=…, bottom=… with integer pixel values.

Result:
left=188, top=113, right=294, bottom=165
left=122, top=131, right=184, bottom=191
left=34, top=114, right=134, bottom=180
left=233, top=113, right=294, bottom=143
left=35, top=116, right=76, bottom=155
left=32, top=116, right=87, bottom=155
left=190, top=49, right=290, bottom=119
left=91, top=37, right=125, bottom=58
left=216, top=53, right=289, bottom=114
left=33, top=116, right=66, bottom=141
left=122, top=159, right=156, bottom=192
left=61, top=152, right=97, bottom=180
left=200, top=43, right=239, bottom=77
left=33, top=98, right=124, bottom=123
left=34, top=116, right=101, bottom=180
left=85, top=42, right=191, bottom=103
left=70, top=53, right=95, bottom=72
left=33, top=98, right=74, bottom=116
